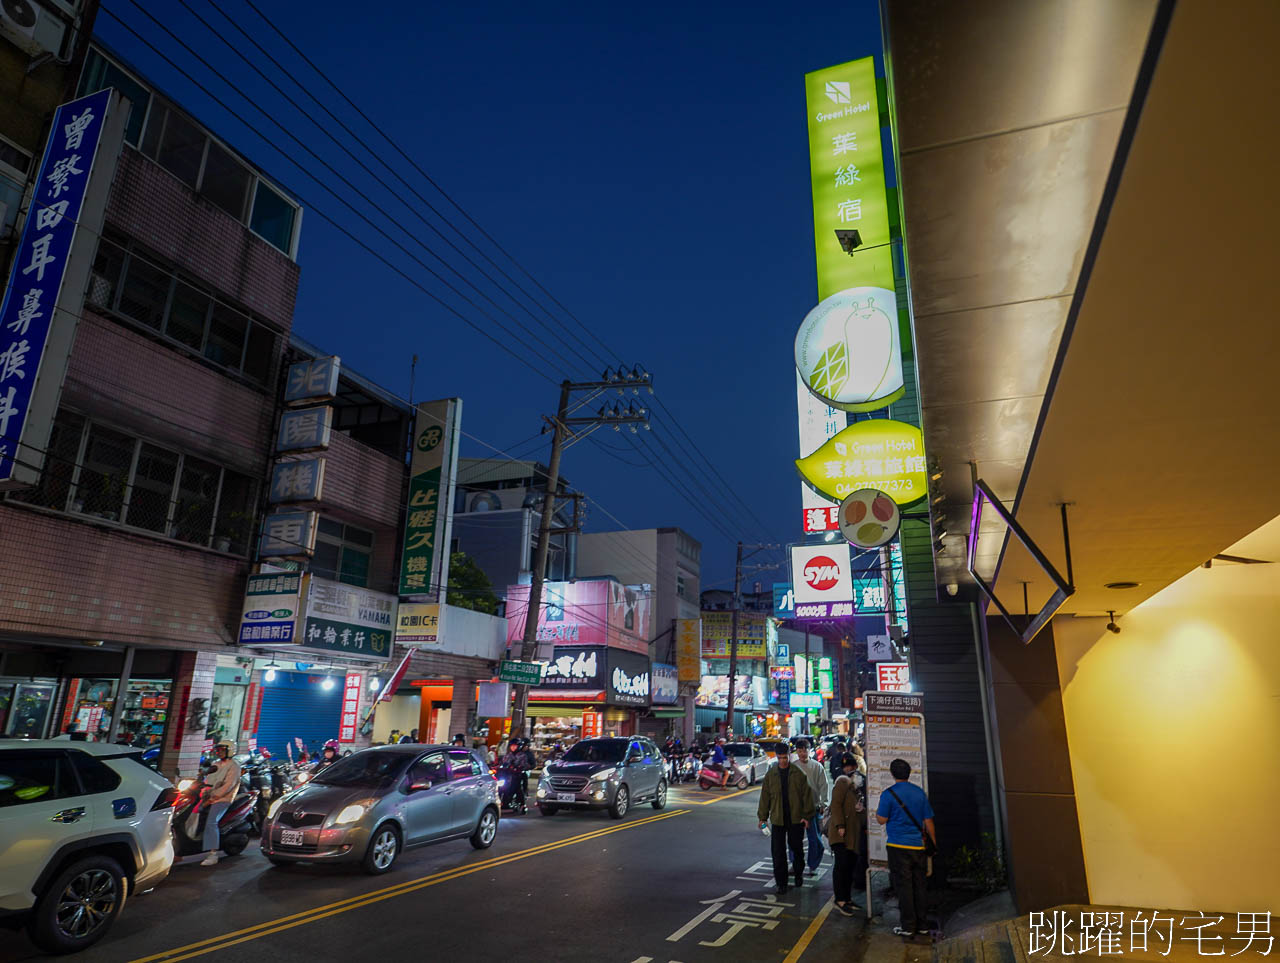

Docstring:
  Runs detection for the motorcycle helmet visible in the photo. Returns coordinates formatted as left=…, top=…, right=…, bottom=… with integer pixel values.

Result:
left=322, top=739, right=340, bottom=752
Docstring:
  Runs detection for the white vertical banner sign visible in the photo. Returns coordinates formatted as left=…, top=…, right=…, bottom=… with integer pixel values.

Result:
left=0, top=89, right=127, bottom=489
left=862, top=691, right=927, bottom=869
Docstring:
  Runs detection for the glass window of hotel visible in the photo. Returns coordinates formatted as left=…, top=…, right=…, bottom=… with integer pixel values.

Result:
left=205, top=302, right=247, bottom=368
left=147, top=103, right=205, bottom=190
left=166, top=281, right=210, bottom=350
left=8, top=410, right=85, bottom=512
left=117, top=253, right=172, bottom=330
left=214, top=471, right=257, bottom=555
left=78, top=49, right=152, bottom=146
left=200, top=140, right=252, bottom=220
left=173, top=455, right=219, bottom=544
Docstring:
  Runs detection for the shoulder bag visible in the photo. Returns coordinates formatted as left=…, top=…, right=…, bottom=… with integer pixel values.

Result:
left=886, top=786, right=936, bottom=857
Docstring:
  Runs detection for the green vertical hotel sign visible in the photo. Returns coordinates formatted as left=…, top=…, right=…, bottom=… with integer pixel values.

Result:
left=795, top=57, right=904, bottom=413
left=399, top=398, right=461, bottom=598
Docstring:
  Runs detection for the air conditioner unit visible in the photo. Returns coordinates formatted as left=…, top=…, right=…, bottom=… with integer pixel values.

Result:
left=0, top=0, right=43, bottom=56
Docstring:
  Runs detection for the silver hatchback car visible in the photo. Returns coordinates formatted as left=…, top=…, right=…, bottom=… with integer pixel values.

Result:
left=260, top=745, right=499, bottom=874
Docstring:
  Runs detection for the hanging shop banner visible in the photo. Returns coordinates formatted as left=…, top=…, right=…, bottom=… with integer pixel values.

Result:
left=276, top=405, right=333, bottom=452
left=675, top=618, right=702, bottom=682
left=867, top=634, right=894, bottom=661
left=652, top=663, right=679, bottom=705
left=259, top=510, right=318, bottom=559
left=791, top=543, right=855, bottom=606
left=338, top=672, right=363, bottom=744
left=0, top=88, right=125, bottom=490
left=796, top=56, right=902, bottom=415
left=237, top=572, right=307, bottom=645
left=797, top=372, right=849, bottom=529
left=877, top=662, right=911, bottom=692
left=789, top=691, right=822, bottom=710
left=399, top=398, right=462, bottom=598
left=699, top=611, right=769, bottom=659
left=476, top=681, right=511, bottom=718
left=268, top=457, right=326, bottom=504
left=839, top=488, right=901, bottom=549
left=607, top=649, right=651, bottom=707
left=695, top=674, right=769, bottom=710
left=284, top=356, right=340, bottom=405
left=394, top=603, right=442, bottom=646
left=505, top=579, right=651, bottom=655
left=582, top=709, right=603, bottom=739
left=796, top=419, right=927, bottom=506
left=864, top=699, right=927, bottom=867
left=301, top=577, right=396, bottom=661
left=540, top=645, right=605, bottom=689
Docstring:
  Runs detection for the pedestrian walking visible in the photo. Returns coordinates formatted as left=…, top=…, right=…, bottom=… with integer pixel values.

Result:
left=200, top=742, right=241, bottom=867
left=793, top=740, right=830, bottom=876
left=827, top=751, right=866, bottom=916
left=875, top=758, right=937, bottom=938
left=756, top=748, right=816, bottom=894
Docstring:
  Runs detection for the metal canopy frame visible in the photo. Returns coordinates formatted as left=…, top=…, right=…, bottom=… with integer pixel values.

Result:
left=967, top=479, right=1075, bottom=645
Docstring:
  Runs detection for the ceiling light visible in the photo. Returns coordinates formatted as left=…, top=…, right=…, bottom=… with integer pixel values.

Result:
left=1104, top=581, right=1140, bottom=590
left=264, top=661, right=279, bottom=682
left=369, top=676, right=381, bottom=691
left=321, top=675, right=336, bottom=691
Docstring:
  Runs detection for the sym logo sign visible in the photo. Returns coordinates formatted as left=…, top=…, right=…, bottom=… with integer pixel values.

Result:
left=790, top=543, right=855, bottom=605
left=803, top=555, right=841, bottom=591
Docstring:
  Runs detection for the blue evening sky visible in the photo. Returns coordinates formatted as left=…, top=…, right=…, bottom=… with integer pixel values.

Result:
left=95, top=0, right=885, bottom=588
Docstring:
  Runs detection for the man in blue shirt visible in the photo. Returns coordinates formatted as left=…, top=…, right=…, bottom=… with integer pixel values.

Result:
left=875, top=758, right=936, bottom=938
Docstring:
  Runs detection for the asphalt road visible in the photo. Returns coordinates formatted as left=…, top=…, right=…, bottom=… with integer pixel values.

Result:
left=2, top=785, right=873, bottom=963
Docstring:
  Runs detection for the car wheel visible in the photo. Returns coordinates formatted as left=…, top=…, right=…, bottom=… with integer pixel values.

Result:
left=538, top=804, right=559, bottom=816
left=362, top=824, right=401, bottom=875
left=470, top=807, right=499, bottom=849
left=651, top=779, right=667, bottom=810
left=28, top=855, right=124, bottom=954
left=609, top=785, right=630, bottom=820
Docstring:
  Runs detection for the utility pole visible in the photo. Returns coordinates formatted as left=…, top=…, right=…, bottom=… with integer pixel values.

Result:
left=509, top=367, right=652, bottom=736
left=723, top=541, right=743, bottom=738
left=723, top=542, right=779, bottom=739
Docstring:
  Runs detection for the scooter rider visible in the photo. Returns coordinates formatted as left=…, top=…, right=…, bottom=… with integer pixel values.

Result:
left=201, top=742, right=241, bottom=867
left=708, top=736, right=728, bottom=776
left=498, top=738, right=531, bottom=809
left=313, top=739, right=340, bottom=773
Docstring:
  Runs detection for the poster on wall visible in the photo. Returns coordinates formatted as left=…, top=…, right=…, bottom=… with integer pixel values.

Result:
left=699, top=611, right=769, bottom=659
left=651, top=663, right=679, bottom=705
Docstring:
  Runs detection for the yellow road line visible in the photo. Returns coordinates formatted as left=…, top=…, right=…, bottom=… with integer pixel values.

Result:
left=130, top=809, right=688, bottom=963
left=782, top=896, right=836, bottom=963
left=689, top=787, right=755, bottom=805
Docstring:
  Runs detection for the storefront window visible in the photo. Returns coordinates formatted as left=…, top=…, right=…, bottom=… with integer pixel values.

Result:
left=119, top=681, right=170, bottom=747
left=61, top=678, right=119, bottom=743
left=207, top=684, right=245, bottom=746
left=8, top=684, right=55, bottom=738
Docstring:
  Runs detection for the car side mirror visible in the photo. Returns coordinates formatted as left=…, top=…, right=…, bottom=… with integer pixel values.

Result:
left=627, top=752, right=643, bottom=764
left=409, top=780, right=434, bottom=792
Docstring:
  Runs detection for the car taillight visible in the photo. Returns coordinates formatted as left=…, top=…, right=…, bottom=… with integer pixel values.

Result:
left=151, top=787, right=178, bottom=811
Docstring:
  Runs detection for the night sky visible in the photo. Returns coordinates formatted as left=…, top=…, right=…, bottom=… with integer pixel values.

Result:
left=95, top=0, right=886, bottom=588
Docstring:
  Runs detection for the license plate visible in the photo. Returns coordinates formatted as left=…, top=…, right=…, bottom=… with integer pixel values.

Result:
left=279, top=829, right=304, bottom=847
left=555, top=793, right=576, bottom=803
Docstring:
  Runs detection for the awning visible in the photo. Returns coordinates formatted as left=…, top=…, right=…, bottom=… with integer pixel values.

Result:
left=647, top=708, right=687, bottom=718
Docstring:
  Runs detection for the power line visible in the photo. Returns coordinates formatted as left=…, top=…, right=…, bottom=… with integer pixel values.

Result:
left=99, top=3, right=567, bottom=386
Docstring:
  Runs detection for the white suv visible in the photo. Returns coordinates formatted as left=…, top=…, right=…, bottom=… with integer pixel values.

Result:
left=0, top=739, right=176, bottom=953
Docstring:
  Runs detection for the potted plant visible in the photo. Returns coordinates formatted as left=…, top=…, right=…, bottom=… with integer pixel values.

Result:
left=213, top=509, right=255, bottom=553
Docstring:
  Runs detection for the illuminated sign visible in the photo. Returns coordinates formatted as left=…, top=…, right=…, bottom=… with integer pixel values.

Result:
left=770, top=665, right=795, bottom=680
left=877, top=662, right=911, bottom=692
left=803, top=504, right=841, bottom=534
left=400, top=398, right=461, bottom=597
left=795, top=57, right=902, bottom=414
left=790, top=691, right=822, bottom=710
left=790, top=543, right=854, bottom=605
left=796, top=287, right=903, bottom=412
left=796, top=420, right=927, bottom=505
left=700, top=611, right=768, bottom=659
left=839, top=488, right=901, bottom=549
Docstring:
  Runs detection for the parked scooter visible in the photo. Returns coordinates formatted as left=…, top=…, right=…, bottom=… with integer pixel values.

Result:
left=698, top=760, right=748, bottom=791
left=172, top=777, right=258, bottom=858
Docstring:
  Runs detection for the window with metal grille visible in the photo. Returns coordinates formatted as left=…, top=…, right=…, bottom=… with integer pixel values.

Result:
left=8, top=409, right=259, bottom=555
left=311, top=517, right=374, bottom=587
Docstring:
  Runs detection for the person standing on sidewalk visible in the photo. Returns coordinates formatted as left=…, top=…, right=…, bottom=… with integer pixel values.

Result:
left=875, top=758, right=936, bottom=938
left=793, top=740, right=830, bottom=876
left=756, top=749, right=816, bottom=894
left=200, top=743, right=241, bottom=867
left=827, top=751, right=866, bottom=916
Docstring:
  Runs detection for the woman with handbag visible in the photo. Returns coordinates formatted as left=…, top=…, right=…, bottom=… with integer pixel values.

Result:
left=826, top=751, right=866, bottom=917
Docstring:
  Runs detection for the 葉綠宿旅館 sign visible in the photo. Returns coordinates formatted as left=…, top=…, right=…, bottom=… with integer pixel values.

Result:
left=795, top=419, right=926, bottom=506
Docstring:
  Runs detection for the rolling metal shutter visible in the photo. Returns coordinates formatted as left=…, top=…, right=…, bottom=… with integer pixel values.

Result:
left=255, top=670, right=344, bottom=761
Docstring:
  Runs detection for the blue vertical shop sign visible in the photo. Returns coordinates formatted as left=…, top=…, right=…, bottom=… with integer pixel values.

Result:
left=0, top=89, right=113, bottom=484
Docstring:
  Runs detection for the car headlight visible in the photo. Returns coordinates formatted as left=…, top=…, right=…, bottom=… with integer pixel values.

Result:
left=335, top=804, right=366, bottom=825
left=589, top=768, right=616, bottom=782
left=268, top=797, right=284, bottom=819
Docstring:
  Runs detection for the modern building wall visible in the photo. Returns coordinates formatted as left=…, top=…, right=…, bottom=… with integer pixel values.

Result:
left=1053, top=534, right=1280, bottom=913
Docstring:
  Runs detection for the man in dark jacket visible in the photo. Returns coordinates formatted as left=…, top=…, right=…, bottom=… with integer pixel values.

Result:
left=756, top=750, right=816, bottom=893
